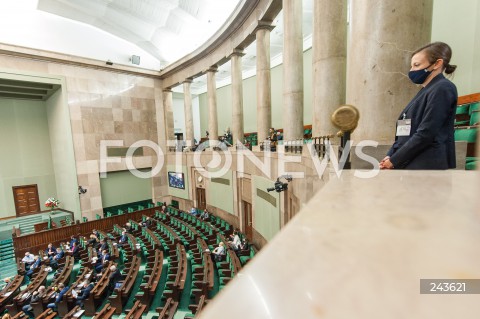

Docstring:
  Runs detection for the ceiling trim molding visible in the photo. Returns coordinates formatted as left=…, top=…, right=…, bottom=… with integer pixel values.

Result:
left=0, top=42, right=161, bottom=79
left=159, top=0, right=283, bottom=89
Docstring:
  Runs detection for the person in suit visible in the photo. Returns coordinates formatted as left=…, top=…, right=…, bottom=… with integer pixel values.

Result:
left=87, top=234, right=98, bottom=247
left=380, top=42, right=458, bottom=170
left=22, top=285, right=46, bottom=318
left=45, top=243, right=56, bottom=260
left=97, top=239, right=108, bottom=253
left=95, top=250, right=110, bottom=272
left=118, top=231, right=128, bottom=247
left=70, top=242, right=80, bottom=259
left=141, top=216, right=152, bottom=228
left=107, top=265, right=123, bottom=292
left=25, top=255, right=41, bottom=278
left=47, top=283, right=69, bottom=309
left=74, top=281, right=94, bottom=306
left=50, top=248, right=64, bottom=268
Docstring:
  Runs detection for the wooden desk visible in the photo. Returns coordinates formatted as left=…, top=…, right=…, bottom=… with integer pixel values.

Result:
left=125, top=300, right=146, bottom=319
left=93, top=303, right=116, bottom=319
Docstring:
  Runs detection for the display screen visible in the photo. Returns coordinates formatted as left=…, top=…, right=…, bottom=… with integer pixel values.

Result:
left=168, top=172, right=185, bottom=189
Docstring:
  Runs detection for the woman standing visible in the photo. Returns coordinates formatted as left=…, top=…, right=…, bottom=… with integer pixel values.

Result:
left=380, top=42, right=458, bottom=169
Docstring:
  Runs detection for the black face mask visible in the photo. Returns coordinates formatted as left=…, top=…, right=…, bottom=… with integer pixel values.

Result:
left=408, top=63, right=434, bottom=84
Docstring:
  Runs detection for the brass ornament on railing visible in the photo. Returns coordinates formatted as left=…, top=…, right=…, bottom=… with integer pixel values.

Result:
left=331, top=104, right=360, bottom=132
left=330, top=104, right=360, bottom=169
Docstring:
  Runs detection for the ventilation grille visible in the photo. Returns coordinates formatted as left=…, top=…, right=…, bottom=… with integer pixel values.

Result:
left=107, top=147, right=144, bottom=157
left=0, top=79, right=60, bottom=101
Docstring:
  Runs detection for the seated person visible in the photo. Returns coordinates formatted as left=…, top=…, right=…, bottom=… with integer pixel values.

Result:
left=47, top=283, right=69, bottom=310
left=87, top=234, right=98, bottom=247
left=50, top=248, right=65, bottom=268
left=118, top=231, right=128, bottom=246
left=73, top=281, right=94, bottom=306
left=228, top=231, right=241, bottom=251
left=108, top=265, right=122, bottom=292
left=95, top=250, right=110, bottom=273
left=25, top=255, right=41, bottom=278
left=238, top=238, right=250, bottom=252
left=45, top=244, right=56, bottom=260
left=141, top=216, right=152, bottom=228
left=22, top=285, right=46, bottom=318
left=190, top=207, right=198, bottom=217
left=199, top=209, right=210, bottom=221
left=212, top=242, right=226, bottom=262
left=22, top=252, right=35, bottom=270
left=97, top=239, right=108, bottom=253
left=69, top=235, right=78, bottom=248
left=69, top=242, right=80, bottom=259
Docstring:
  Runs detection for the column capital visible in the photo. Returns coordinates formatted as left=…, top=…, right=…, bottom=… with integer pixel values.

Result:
left=163, top=88, right=173, bottom=93
left=205, top=66, right=218, bottom=73
left=229, top=48, right=246, bottom=58
left=254, top=20, right=275, bottom=33
left=183, top=77, right=193, bottom=84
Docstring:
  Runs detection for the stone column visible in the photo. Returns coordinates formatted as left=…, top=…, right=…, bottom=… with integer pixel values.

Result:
left=207, top=66, right=219, bottom=142
left=163, top=89, right=175, bottom=142
left=153, top=80, right=168, bottom=202
left=283, top=0, right=304, bottom=141
left=230, top=49, right=245, bottom=145
left=183, top=79, right=194, bottom=146
left=312, top=0, right=347, bottom=137
left=347, top=0, right=433, bottom=143
left=256, top=21, right=275, bottom=143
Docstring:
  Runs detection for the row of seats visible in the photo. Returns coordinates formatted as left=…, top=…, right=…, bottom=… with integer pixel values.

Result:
left=454, top=101, right=479, bottom=170
left=455, top=102, right=480, bottom=126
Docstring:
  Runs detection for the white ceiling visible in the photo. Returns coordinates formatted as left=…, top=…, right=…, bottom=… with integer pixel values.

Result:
left=37, top=0, right=242, bottom=67
left=0, top=0, right=313, bottom=94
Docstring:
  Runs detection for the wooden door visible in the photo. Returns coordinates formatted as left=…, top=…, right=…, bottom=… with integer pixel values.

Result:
left=242, top=200, right=253, bottom=241
left=196, top=188, right=206, bottom=210
left=13, top=184, right=40, bottom=216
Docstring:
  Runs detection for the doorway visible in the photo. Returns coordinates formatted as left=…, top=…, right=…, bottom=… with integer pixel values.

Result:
left=196, top=188, right=206, bottom=210
left=13, top=184, right=41, bottom=216
left=242, top=200, right=253, bottom=241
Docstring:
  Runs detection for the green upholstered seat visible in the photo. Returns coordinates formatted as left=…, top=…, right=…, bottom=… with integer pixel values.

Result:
left=466, top=160, right=477, bottom=170
left=469, top=102, right=479, bottom=115
left=454, top=127, right=477, bottom=143
left=469, top=110, right=480, bottom=126
left=456, top=104, right=470, bottom=115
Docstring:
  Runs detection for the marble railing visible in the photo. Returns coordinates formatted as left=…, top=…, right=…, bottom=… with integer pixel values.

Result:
left=196, top=170, right=480, bottom=319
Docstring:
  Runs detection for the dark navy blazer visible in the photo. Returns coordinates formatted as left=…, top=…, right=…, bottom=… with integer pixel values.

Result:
left=387, top=74, right=457, bottom=169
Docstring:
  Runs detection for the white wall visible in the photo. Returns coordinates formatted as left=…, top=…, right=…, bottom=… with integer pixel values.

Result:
left=46, top=84, right=82, bottom=220
left=0, top=3, right=160, bottom=70
left=172, top=93, right=185, bottom=135
left=432, top=0, right=480, bottom=95
left=172, top=93, right=201, bottom=142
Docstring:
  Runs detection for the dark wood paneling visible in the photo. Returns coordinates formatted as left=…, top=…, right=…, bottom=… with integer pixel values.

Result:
left=12, top=207, right=156, bottom=259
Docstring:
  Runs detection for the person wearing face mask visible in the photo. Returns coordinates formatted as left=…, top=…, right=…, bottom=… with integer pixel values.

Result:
left=380, top=42, right=458, bottom=170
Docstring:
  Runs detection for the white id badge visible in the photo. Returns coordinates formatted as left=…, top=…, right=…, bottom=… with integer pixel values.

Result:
left=396, top=119, right=411, bottom=136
